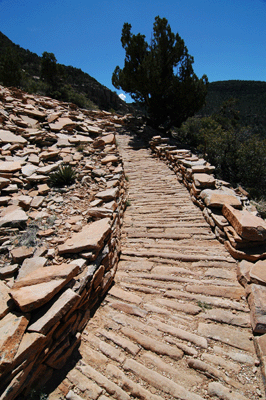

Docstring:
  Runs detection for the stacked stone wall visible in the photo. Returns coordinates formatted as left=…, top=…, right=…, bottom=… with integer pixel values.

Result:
left=150, top=135, right=266, bottom=379
left=0, top=85, right=128, bottom=399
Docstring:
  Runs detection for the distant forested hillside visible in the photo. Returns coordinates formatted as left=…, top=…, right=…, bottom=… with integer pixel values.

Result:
left=199, top=80, right=266, bottom=138
left=0, top=31, right=130, bottom=113
left=0, top=31, right=265, bottom=129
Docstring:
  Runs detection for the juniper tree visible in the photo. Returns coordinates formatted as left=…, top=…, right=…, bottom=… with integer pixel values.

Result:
left=112, top=16, right=208, bottom=130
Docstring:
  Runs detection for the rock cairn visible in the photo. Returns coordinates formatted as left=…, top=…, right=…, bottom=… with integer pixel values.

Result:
left=150, top=135, right=266, bottom=381
left=0, top=85, right=128, bottom=399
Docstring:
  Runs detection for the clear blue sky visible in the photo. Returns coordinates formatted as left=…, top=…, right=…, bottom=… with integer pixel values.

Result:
left=1, top=0, right=265, bottom=102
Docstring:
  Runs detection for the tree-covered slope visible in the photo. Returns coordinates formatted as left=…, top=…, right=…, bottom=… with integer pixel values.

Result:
left=200, top=80, right=266, bottom=138
left=0, top=31, right=130, bottom=113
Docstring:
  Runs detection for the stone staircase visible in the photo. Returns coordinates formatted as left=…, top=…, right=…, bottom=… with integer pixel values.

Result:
left=50, top=134, right=264, bottom=400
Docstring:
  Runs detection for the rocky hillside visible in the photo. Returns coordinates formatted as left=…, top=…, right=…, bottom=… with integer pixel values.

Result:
left=0, top=31, right=130, bottom=114
left=0, top=84, right=132, bottom=399
left=199, top=80, right=266, bottom=138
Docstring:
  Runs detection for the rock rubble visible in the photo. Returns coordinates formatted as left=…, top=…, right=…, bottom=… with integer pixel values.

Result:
left=0, top=85, right=128, bottom=399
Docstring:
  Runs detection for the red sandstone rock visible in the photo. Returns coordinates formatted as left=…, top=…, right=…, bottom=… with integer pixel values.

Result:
left=58, top=218, right=111, bottom=255
left=247, top=284, right=266, bottom=333
left=0, top=281, right=13, bottom=319
left=201, top=189, right=242, bottom=209
left=193, top=173, right=215, bottom=188
left=10, top=246, right=35, bottom=263
left=249, top=260, right=266, bottom=285
left=10, top=263, right=80, bottom=312
left=93, top=134, right=115, bottom=148
left=0, top=161, right=22, bottom=173
left=223, top=204, right=266, bottom=242
left=225, top=240, right=266, bottom=262
left=237, top=260, right=252, bottom=287
left=0, top=205, right=28, bottom=228
left=0, top=311, right=29, bottom=368
left=28, top=288, right=80, bottom=335
left=0, top=130, right=27, bottom=144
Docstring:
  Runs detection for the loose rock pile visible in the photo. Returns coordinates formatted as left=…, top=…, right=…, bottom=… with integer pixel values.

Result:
left=150, top=135, right=266, bottom=381
left=0, top=85, right=128, bottom=399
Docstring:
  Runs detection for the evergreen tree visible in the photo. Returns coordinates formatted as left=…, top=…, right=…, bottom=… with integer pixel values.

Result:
left=0, top=47, right=22, bottom=87
left=41, top=51, right=58, bottom=88
left=112, top=16, right=208, bottom=130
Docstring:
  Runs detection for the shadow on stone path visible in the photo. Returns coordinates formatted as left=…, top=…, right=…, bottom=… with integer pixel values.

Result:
left=49, top=134, right=264, bottom=400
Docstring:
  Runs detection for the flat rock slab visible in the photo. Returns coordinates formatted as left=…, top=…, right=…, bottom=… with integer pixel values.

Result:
left=201, top=189, right=242, bottom=209
left=0, top=161, right=22, bottom=173
left=7, top=331, right=46, bottom=374
left=247, top=284, right=266, bottom=333
left=0, top=311, right=29, bottom=368
left=22, top=106, right=46, bottom=120
left=0, top=130, right=27, bottom=144
left=93, top=134, right=115, bottom=148
left=0, top=281, right=13, bottom=319
left=0, top=205, right=28, bottom=228
left=0, top=177, right=10, bottom=189
left=28, top=288, right=80, bottom=335
left=225, top=240, right=266, bottom=262
left=49, top=117, right=76, bottom=132
left=69, top=134, right=93, bottom=144
left=0, top=263, right=19, bottom=279
left=109, top=286, right=142, bottom=304
left=249, top=259, right=266, bottom=286
left=16, top=256, right=47, bottom=281
left=58, top=218, right=111, bottom=254
left=203, top=309, right=250, bottom=328
left=10, top=263, right=80, bottom=312
left=95, top=188, right=119, bottom=201
left=10, top=246, right=35, bottom=263
left=198, top=322, right=254, bottom=352
left=21, top=164, right=38, bottom=177
left=208, top=382, right=250, bottom=400
left=186, top=284, right=245, bottom=300
left=121, top=327, right=184, bottom=360
left=101, top=155, right=119, bottom=164
left=223, top=204, right=266, bottom=242
left=254, top=333, right=266, bottom=384
left=193, top=173, right=215, bottom=188
left=124, top=358, right=204, bottom=400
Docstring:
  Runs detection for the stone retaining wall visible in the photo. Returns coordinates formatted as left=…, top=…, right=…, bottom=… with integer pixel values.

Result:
left=150, top=135, right=266, bottom=381
left=0, top=177, right=127, bottom=400
left=0, top=188, right=125, bottom=399
left=0, top=178, right=127, bottom=400
left=0, top=85, right=128, bottom=400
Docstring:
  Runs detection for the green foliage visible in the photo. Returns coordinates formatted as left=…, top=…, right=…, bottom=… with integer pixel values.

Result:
left=0, top=47, right=22, bottom=87
left=177, top=99, right=266, bottom=198
left=77, top=144, right=85, bottom=152
left=237, top=135, right=266, bottom=198
left=0, top=31, right=126, bottom=113
left=125, top=199, right=131, bottom=208
left=41, top=52, right=58, bottom=89
left=199, top=80, right=266, bottom=139
left=197, top=301, right=212, bottom=311
left=29, top=387, right=48, bottom=400
left=251, top=199, right=266, bottom=220
left=112, top=16, right=208, bottom=130
left=49, top=165, right=77, bottom=187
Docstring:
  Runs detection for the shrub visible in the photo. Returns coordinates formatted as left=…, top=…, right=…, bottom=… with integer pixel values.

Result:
left=49, top=165, right=77, bottom=187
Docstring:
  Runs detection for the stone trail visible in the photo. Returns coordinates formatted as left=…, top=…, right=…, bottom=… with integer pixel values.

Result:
left=51, top=135, right=264, bottom=400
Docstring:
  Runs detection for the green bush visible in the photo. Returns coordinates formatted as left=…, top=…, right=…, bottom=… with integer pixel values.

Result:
left=49, top=165, right=77, bottom=187
left=176, top=100, right=266, bottom=199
